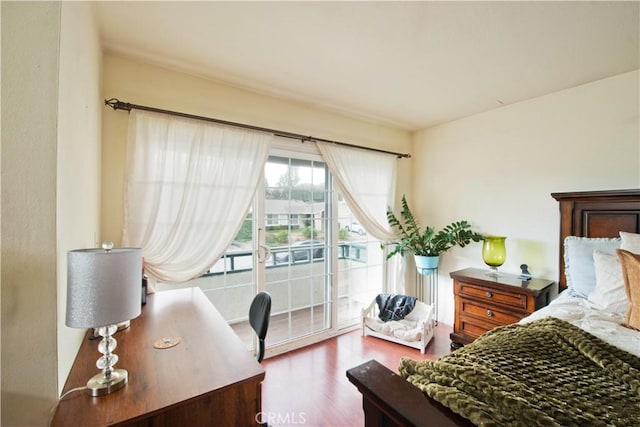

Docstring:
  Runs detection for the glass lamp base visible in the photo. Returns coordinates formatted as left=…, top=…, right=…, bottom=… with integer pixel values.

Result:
left=87, top=368, right=128, bottom=396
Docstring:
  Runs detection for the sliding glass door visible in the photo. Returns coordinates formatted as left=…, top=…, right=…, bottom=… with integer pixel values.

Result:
left=258, top=152, right=384, bottom=351
left=160, top=147, right=384, bottom=356
left=261, top=154, right=333, bottom=346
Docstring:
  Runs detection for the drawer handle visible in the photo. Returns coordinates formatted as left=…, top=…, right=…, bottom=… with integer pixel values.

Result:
left=485, top=292, right=493, bottom=298
left=487, top=310, right=494, bottom=317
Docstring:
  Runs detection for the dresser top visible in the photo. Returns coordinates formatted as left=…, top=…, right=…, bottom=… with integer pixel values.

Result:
left=450, top=268, right=555, bottom=294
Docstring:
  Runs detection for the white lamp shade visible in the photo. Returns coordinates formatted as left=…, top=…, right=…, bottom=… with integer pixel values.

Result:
left=66, top=247, right=142, bottom=328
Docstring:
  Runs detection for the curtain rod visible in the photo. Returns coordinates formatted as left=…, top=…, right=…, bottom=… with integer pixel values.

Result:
left=104, top=98, right=411, bottom=159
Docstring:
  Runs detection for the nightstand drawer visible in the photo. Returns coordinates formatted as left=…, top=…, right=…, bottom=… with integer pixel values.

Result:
left=456, top=282, right=528, bottom=311
left=459, top=300, right=521, bottom=325
left=458, top=313, right=513, bottom=340
left=459, top=317, right=492, bottom=340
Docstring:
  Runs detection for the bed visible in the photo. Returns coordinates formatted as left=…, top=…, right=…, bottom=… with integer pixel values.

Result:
left=347, top=189, right=640, bottom=427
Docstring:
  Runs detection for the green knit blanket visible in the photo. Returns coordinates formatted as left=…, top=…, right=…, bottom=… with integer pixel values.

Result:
left=399, top=317, right=640, bottom=427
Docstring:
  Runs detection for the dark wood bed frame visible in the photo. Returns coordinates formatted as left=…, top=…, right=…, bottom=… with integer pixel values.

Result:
left=347, top=189, right=640, bottom=427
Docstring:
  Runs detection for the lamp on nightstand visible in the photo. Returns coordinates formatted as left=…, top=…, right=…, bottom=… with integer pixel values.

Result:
left=66, top=242, right=142, bottom=396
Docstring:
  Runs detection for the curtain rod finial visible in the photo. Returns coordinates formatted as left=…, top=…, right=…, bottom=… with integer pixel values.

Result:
left=104, top=98, right=132, bottom=112
left=104, top=98, right=119, bottom=110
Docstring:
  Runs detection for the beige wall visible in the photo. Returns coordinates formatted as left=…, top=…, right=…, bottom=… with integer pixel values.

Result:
left=101, top=53, right=413, bottom=245
left=1, top=2, right=102, bottom=426
left=1, top=2, right=61, bottom=425
left=413, top=70, right=640, bottom=325
left=56, top=1, right=102, bottom=394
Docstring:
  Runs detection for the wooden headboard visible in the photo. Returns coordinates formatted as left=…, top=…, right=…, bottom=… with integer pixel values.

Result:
left=551, top=189, right=640, bottom=289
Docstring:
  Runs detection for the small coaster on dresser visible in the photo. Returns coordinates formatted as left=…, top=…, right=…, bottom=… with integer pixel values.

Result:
left=153, top=336, right=181, bottom=349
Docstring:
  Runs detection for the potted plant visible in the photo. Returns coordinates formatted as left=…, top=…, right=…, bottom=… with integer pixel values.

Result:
left=385, top=195, right=483, bottom=274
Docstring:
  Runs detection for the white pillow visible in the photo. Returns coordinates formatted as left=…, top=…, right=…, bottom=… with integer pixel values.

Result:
left=564, top=236, right=620, bottom=297
left=620, top=231, right=640, bottom=254
left=588, top=250, right=628, bottom=313
left=405, top=300, right=432, bottom=322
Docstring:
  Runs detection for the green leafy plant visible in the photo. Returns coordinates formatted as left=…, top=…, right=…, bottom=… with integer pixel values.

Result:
left=385, top=195, right=483, bottom=259
left=338, top=228, right=349, bottom=240
left=274, top=230, right=289, bottom=244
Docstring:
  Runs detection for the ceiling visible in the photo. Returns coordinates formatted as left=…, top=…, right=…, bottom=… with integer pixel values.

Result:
left=94, top=1, right=639, bottom=131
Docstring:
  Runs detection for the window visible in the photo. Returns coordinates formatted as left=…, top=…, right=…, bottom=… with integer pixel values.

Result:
left=156, top=148, right=386, bottom=356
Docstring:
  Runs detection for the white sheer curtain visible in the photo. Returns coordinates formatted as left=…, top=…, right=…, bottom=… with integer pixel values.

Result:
left=122, top=110, right=273, bottom=283
left=316, top=142, right=406, bottom=294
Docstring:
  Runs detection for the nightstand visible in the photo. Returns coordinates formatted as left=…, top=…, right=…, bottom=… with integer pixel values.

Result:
left=449, top=268, right=556, bottom=349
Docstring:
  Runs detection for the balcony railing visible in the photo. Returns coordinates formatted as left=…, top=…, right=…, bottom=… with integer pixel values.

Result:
left=202, top=242, right=367, bottom=276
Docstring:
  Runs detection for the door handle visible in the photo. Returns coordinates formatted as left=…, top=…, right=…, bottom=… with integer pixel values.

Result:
left=256, top=228, right=271, bottom=263
left=258, top=244, right=271, bottom=263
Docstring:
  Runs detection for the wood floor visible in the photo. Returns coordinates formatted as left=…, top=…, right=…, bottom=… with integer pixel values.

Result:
left=260, top=323, right=453, bottom=427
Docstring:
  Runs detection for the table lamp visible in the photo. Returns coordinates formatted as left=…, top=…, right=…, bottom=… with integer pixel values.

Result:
left=66, top=242, right=142, bottom=396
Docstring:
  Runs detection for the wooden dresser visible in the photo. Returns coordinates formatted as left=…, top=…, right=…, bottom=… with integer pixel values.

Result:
left=52, top=287, right=264, bottom=426
left=449, top=268, right=556, bottom=349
